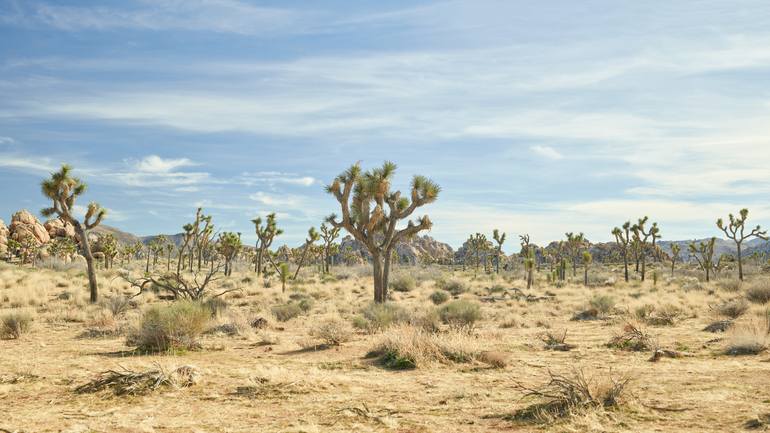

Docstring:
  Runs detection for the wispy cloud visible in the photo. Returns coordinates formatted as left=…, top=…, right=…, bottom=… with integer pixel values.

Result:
left=134, top=155, right=197, bottom=173
left=530, top=145, right=564, bottom=160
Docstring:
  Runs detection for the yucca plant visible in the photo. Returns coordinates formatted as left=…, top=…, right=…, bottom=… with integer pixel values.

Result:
left=41, top=165, right=106, bottom=303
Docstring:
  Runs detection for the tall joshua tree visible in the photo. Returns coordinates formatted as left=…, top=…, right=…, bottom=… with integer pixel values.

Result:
left=492, top=229, right=506, bottom=274
left=670, top=243, right=680, bottom=277
left=582, top=251, right=592, bottom=286
left=41, top=165, right=106, bottom=303
left=468, top=233, right=488, bottom=275
left=631, top=217, right=660, bottom=282
left=326, top=162, right=439, bottom=303
left=612, top=222, right=632, bottom=282
left=717, top=208, right=767, bottom=281
left=689, top=237, right=716, bottom=282
left=252, top=213, right=282, bottom=276
left=320, top=223, right=341, bottom=274
left=293, top=227, right=320, bottom=279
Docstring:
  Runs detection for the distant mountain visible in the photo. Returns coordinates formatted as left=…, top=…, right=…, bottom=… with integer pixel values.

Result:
left=93, top=225, right=185, bottom=247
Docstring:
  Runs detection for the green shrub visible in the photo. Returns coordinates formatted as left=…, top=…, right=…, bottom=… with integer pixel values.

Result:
left=272, top=303, right=304, bottom=322
left=128, top=301, right=210, bottom=352
left=0, top=311, right=33, bottom=339
left=747, top=280, right=770, bottom=304
left=429, top=290, right=450, bottom=305
left=589, top=295, right=615, bottom=315
left=436, top=278, right=468, bottom=295
left=353, top=302, right=410, bottom=333
left=390, top=274, right=417, bottom=292
left=439, top=300, right=482, bottom=329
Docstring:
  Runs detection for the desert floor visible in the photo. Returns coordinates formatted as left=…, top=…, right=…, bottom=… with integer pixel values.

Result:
left=2, top=262, right=770, bottom=433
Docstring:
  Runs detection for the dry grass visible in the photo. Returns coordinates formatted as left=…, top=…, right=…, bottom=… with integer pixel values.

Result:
left=75, top=364, right=200, bottom=396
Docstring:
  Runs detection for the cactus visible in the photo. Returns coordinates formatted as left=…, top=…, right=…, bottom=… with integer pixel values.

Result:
left=631, top=217, right=660, bottom=282
left=252, top=213, right=283, bottom=276
left=689, top=237, right=716, bottom=282
left=320, top=223, right=341, bottom=274
left=293, top=227, right=320, bottom=280
left=325, top=162, right=439, bottom=303
left=41, top=165, right=106, bottom=303
left=612, top=222, right=632, bottom=282
left=717, top=208, right=767, bottom=281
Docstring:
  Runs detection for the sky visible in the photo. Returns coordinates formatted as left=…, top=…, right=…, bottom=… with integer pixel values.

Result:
left=2, top=0, right=770, bottom=251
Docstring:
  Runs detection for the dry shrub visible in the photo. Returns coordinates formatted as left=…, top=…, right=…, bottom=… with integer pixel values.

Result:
left=723, top=321, right=768, bottom=356
left=75, top=364, right=200, bottom=396
left=0, top=310, right=34, bottom=339
left=366, top=324, right=483, bottom=369
left=747, top=280, right=770, bottom=304
left=102, top=296, right=133, bottom=317
left=353, top=302, right=411, bottom=333
left=310, top=317, right=353, bottom=346
left=509, top=369, right=631, bottom=424
left=390, top=274, right=417, bottom=292
left=271, top=303, right=303, bottom=322
left=589, top=295, right=615, bottom=315
left=435, top=278, right=469, bottom=295
left=540, top=330, right=576, bottom=351
left=716, top=279, right=742, bottom=292
left=644, top=304, right=681, bottom=326
left=127, top=301, right=211, bottom=352
left=712, top=298, right=749, bottom=319
left=606, top=322, right=654, bottom=352
left=429, top=290, right=450, bottom=305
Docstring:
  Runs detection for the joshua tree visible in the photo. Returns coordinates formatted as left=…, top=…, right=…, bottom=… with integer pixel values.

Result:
left=717, top=208, right=767, bottom=281
left=252, top=213, right=282, bottom=276
left=564, top=232, right=587, bottom=276
left=519, top=234, right=531, bottom=256
left=41, top=165, right=106, bottom=303
left=492, top=229, right=506, bottom=273
left=165, top=243, right=174, bottom=272
left=670, top=243, right=680, bottom=277
left=217, top=232, right=242, bottom=276
left=468, top=233, right=489, bottom=275
left=689, top=237, right=716, bottom=282
left=612, top=222, right=632, bottom=282
left=631, top=217, right=660, bottom=282
left=320, top=223, right=341, bottom=274
left=49, top=236, right=77, bottom=262
left=95, top=233, right=118, bottom=269
left=293, top=227, right=320, bottom=279
left=325, top=162, right=439, bottom=303
left=279, top=262, right=290, bottom=293
left=524, top=249, right=535, bottom=289
left=582, top=251, right=592, bottom=286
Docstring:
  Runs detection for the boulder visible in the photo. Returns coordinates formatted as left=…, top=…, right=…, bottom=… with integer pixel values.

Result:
left=9, top=210, right=50, bottom=245
left=44, top=218, right=76, bottom=239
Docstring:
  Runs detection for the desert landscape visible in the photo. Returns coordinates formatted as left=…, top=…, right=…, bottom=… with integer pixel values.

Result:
left=2, top=163, right=770, bottom=433
left=3, top=1, right=770, bottom=432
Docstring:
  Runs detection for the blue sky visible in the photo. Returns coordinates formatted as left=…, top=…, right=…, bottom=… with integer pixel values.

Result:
left=2, top=0, right=770, bottom=250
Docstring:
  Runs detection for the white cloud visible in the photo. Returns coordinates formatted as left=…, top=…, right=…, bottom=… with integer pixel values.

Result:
left=530, top=145, right=564, bottom=160
left=135, top=155, right=196, bottom=173
left=0, top=154, right=55, bottom=173
left=249, top=192, right=302, bottom=208
left=238, top=172, right=316, bottom=187
left=0, top=136, right=15, bottom=144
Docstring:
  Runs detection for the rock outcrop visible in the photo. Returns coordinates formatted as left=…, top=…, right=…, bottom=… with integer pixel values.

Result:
left=335, top=235, right=454, bottom=265
left=9, top=210, right=50, bottom=245
left=0, top=219, right=8, bottom=255
left=44, top=218, right=76, bottom=240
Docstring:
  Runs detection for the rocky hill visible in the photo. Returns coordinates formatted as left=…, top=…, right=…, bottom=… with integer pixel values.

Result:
left=334, top=234, right=454, bottom=265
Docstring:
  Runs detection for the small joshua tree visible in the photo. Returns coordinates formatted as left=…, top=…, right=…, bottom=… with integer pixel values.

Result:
left=612, top=222, right=632, bottom=282
left=95, top=233, right=118, bottom=269
left=41, top=165, right=106, bottom=303
left=326, top=162, right=439, bottom=303
left=293, top=227, right=320, bottom=279
left=524, top=249, right=535, bottom=289
left=252, top=213, right=282, bottom=276
left=320, top=223, right=341, bottom=274
left=565, top=232, right=587, bottom=276
left=279, top=262, right=290, bottom=293
left=582, top=251, right=592, bottom=286
left=717, top=208, right=767, bottom=281
left=631, top=217, right=660, bottom=282
left=468, top=233, right=489, bottom=275
left=670, top=243, right=680, bottom=277
left=217, top=232, right=242, bottom=276
left=492, top=229, right=506, bottom=273
left=689, top=237, right=716, bottom=282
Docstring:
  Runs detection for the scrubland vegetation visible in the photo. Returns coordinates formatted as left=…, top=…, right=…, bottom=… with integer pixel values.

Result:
left=2, top=162, right=770, bottom=432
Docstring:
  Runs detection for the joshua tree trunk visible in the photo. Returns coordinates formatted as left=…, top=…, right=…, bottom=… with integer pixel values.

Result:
left=145, top=249, right=151, bottom=273
left=293, top=247, right=310, bottom=280
left=74, top=223, right=99, bottom=303
left=372, top=252, right=386, bottom=303
left=584, top=266, right=588, bottom=286
left=622, top=252, right=629, bottom=282
left=641, top=254, right=646, bottom=281
left=737, top=243, right=744, bottom=281
left=671, top=260, right=675, bottom=277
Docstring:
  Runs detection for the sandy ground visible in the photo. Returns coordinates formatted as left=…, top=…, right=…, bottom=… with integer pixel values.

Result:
left=2, top=262, right=770, bottom=433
